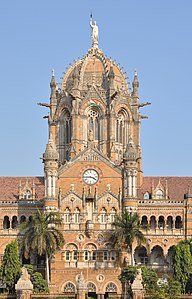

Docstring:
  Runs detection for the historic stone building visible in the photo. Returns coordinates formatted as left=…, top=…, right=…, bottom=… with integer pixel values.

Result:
left=0, top=19, right=192, bottom=298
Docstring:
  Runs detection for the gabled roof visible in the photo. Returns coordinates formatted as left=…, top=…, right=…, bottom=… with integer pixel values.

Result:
left=59, top=145, right=121, bottom=175
left=0, top=177, right=44, bottom=201
left=139, top=176, right=192, bottom=200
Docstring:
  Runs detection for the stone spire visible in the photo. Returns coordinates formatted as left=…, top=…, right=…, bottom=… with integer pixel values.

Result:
left=50, top=69, right=58, bottom=117
left=71, top=63, right=80, bottom=98
left=124, top=137, right=137, bottom=162
left=73, top=64, right=79, bottom=89
left=108, top=62, right=115, bottom=96
left=43, top=134, right=59, bottom=161
left=132, top=70, right=139, bottom=98
left=123, top=137, right=138, bottom=206
left=43, top=134, right=59, bottom=200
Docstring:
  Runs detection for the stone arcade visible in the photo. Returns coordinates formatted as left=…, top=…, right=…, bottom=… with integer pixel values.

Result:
left=0, top=19, right=192, bottom=298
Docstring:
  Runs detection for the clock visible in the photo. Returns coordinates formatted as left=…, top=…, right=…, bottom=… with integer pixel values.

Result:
left=83, top=169, right=99, bottom=185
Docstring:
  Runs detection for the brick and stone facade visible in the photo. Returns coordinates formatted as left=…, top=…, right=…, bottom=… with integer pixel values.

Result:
left=0, top=22, right=192, bottom=298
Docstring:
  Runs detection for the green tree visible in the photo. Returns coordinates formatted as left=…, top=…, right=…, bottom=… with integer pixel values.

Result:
left=119, top=266, right=137, bottom=298
left=32, top=272, right=49, bottom=293
left=21, top=210, right=64, bottom=285
left=165, top=278, right=181, bottom=299
left=141, top=266, right=158, bottom=296
left=119, top=266, right=181, bottom=299
left=24, top=264, right=49, bottom=293
left=1, top=240, right=21, bottom=293
left=111, top=210, right=146, bottom=265
left=172, top=242, right=192, bottom=293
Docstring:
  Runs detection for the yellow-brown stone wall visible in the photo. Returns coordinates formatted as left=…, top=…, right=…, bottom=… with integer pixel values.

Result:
left=58, top=161, right=121, bottom=197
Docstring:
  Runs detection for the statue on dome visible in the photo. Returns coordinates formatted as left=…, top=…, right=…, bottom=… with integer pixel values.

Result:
left=90, top=14, right=98, bottom=48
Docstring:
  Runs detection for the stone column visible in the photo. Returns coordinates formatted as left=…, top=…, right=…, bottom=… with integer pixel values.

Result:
left=76, top=272, right=87, bottom=299
left=131, top=268, right=144, bottom=299
left=15, top=267, right=33, bottom=299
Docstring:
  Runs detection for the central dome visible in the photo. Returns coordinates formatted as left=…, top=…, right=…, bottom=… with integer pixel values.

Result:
left=61, top=47, right=129, bottom=95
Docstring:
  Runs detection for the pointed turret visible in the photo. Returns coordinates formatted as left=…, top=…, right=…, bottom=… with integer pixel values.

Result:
left=71, top=64, right=80, bottom=99
left=122, top=137, right=138, bottom=210
left=108, top=63, right=115, bottom=96
left=50, top=69, right=57, bottom=117
left=132, top=70, right=139, bottom=99
left=124, top=137, right=137, bottom=163
left=73, top=65, right=79, bottom=88
left=43, top=134, right=59, bottom=202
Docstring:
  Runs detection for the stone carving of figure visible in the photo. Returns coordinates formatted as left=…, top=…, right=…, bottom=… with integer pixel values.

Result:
left=88, top=129, right=94, bottom=142
left=78, top=272, right=85, bottom=284
left=20, top=267, right=30, bottom=281
left=90, top=14, right=99, bottom=48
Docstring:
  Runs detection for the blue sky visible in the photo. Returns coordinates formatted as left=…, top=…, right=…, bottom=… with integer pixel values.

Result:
left=0, top=0, right=192, bottom=176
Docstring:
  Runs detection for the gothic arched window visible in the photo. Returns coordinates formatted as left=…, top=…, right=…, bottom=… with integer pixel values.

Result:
left=3, top=216, right=10, bottom=229
left=87, top=282, right=96, bottom=292
left=110, top=207, right=116, bottom=223
left=74, top=208, right=80, bottom=223
left=64, top=208, right=71, bottom=223
left=58, top=109, right=72, bottom=162
left=115, top=109, right=129, bottom=145
left=84, top=243, right=97, bottom=261
left=100, top=208, right=107, bottom=223
left=87, top=108, right=100, bottom=141
left=106, top=282, right=117, bottom=293
left=63, top=282, right=75, bottom=293
left=65, top=251, right=70, bottom=261
left=11, top=216, right=18, bottom=229
left=20, top=215, right=26, bottom=224
left=65, top=243, right=78, bottom=261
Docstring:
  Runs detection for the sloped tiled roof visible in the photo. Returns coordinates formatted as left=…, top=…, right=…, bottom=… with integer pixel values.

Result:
left=140, top=176, right=192, bottom=200
left=0, top=176, right=191, bottom=201
left=0, top=177, right=44, bottom=200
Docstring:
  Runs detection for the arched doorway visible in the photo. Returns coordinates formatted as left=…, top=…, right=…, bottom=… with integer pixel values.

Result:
left=134, top=246, right=148, bottom=265
left=167, top=246, right=175, bottom=268
left=150, top=216, right=156, bottom=230
left=3, top=216, right=10, bottom=229
left=87, top=282, right=97, bottom=299
left=150, top=245, right=164, bottom=267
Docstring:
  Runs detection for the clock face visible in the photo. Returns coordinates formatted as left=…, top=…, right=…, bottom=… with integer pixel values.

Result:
left=83, top=169, right=99, bottom=185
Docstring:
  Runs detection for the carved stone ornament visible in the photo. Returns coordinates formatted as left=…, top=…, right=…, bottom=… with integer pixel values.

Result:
left=15, top=267, right=33, bottom=299
left=132, top=268, right=144, bottom=299
left=76, top=272, right=87, bottom=292
left=96, top=274, right=105, bottom=282
left=77, top=233, right=85, bottom=242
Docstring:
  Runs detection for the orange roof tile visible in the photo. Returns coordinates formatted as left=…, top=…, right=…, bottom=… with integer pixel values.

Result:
left=0, top=177, right=44, bottom=200
left=140, top=176, right=192, bottom=200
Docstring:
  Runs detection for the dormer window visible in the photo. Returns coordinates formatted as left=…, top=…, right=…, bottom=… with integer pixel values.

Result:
left=23, top=190, right=31, bottom=200
left=155, top=189, right=163, bottom=199
left=144, top=192, right=150, bottom=200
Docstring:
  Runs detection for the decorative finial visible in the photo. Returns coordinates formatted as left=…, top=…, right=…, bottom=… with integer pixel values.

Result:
left=90, top=14, right=99, bottom=48
left=134, top=69, right=137, bottom=76
left=52, top=69, right=55, bottom=77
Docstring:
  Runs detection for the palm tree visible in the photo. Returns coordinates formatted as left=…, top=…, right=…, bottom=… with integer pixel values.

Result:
left=111, top=209, right=146, bottom=266
left=20, top=210, right=64, bottom=285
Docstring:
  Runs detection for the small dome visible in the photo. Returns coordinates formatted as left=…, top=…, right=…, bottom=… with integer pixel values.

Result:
left=61, top=48, right=129, bottom=94
left=124, top=138, right=137, bottom=161
left=43, top=137, right=59, bottom=161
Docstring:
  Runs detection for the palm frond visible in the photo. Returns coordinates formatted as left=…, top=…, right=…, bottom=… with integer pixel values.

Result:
left=20, top=210, right=65, bottom=259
